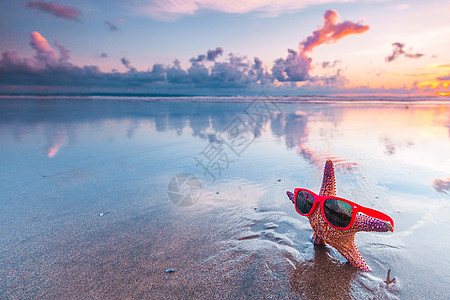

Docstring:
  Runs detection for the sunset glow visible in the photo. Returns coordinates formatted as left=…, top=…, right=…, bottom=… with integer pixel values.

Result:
left=418, top=81, right=450, bottom=97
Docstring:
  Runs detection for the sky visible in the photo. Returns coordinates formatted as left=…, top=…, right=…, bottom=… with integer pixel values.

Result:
left=0, top=0, right=449, bottom=96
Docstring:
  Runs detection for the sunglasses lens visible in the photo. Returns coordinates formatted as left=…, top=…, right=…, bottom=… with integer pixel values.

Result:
left=296, top=191, right=315, bottom=214
left=323, top=199, right=353, bottom=228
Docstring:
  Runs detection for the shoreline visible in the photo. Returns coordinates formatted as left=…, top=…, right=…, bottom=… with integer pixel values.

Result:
left=1, top=94, right=449, bottom=105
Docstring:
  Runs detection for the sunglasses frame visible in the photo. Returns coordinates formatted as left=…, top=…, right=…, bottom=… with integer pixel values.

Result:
left=294, top=188, right=394, bottom=230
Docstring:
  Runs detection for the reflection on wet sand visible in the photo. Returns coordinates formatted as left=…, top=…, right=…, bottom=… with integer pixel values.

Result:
left=3, top=99, right=450, bottom=167
left=432, top=178, right=450, bottom=193
left=288, top=245, right=357, bottom=299
left=45, top=127, right=67, bottom=158
left=297, top=144, right=359, bottom=173
left=379, top=136, right=415, bottom=156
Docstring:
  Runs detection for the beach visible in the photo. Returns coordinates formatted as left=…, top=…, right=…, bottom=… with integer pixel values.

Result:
left=1, top=96, right=449, bottom=299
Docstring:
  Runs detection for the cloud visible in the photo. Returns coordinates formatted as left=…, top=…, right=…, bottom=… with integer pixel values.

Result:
left=27, top=1, right=82, bottom=21
left=121, top=57, right=131, bottom=69
left=249, top=57, right=266, bottom=81
left=190, top=54, right=206, bottom=63
left=0, top=51, right=38, bottom=74
left=431, top=64, right=450, bottom=69
left=253, top=57, right=263, bottom=70
left=168, top=54, right=264, bottom=87
left=438, top=74, right=450, bottom=80
left=0, top=34, right=267, bottom=92
left=208, top=54, right=252, bottom=87
left=166, top=59, right=189, bottom=83
left=321, top=60, right=340, bottom=68
left=0, top=32, right=114, bottom=88
left=272, top=10, right=368, bottom=82
left=100, top=53, right=108, bottom=58
left=0, top=11, right=370, bottom=95
left=207, top=47, right=223, bottom=61
left=139, top=0, right=355, bottom=21
left=30, top=31, right=58, bottom=67
left=272, top=50, right=311, bottom=82
left=316, top=69, right=348, bottom=85
left=385, top=42, right=424, bottom=62
left=188, top=62, right=209, bottom=83
left=189, top=47, right=223, bottom=63
left=105, top=21, right=119, bottom=31
left=54, top=41, right=70, bottom=64
left=300, top=10, right=370, bottom=53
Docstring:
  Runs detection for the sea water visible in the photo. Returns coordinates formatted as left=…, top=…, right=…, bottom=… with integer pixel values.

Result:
left=0, top=96, right=449, bottom=298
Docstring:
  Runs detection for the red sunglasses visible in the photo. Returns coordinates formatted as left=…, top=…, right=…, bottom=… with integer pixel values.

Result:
left=294, top=188, right=394, bottom=230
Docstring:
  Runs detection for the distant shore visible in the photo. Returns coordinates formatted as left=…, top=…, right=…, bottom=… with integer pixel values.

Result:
left=0, top=93, right=448, bottom=104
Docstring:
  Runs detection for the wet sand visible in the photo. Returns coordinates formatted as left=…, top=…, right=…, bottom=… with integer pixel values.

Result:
left=1, top=97, right=450, bottom=299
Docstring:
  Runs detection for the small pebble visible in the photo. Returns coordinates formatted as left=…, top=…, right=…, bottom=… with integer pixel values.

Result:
left=216, top=192, right=219, bottom=194
left=277, top=179, right=281, bottom=182
left=165, top=268, right=176, bottom=273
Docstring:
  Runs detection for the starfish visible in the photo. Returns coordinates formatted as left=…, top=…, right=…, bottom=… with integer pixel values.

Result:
left=384, top=269, right=396, bottom=285
left=287, top=160, right=393, bottom=271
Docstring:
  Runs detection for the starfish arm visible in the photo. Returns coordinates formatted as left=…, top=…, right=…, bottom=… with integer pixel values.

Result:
left=353, top=214, right=394, bottom=233
left=286, top=191, right=295, bottom=204
left=328, top=236, right=371, bottom=272
left=319, top=160, right=336, bottom=197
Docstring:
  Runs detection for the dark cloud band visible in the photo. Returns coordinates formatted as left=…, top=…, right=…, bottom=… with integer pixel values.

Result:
left=27, top=1, right=82, bottom=21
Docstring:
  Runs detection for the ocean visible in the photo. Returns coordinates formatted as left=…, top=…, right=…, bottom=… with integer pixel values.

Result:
left=1, top=96, right=449, bottom=299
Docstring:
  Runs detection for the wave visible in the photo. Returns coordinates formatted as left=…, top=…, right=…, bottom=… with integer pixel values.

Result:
left=0, top=93, right=449, bottom=104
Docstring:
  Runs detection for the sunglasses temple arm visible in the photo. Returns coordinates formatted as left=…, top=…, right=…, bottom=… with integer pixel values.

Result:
left=358, top=206, right=394, bottom=229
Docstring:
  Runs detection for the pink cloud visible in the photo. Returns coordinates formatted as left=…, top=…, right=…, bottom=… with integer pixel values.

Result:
left=0, top=51, right=39, bottom=72
left=27, top=1, right=82, bottom=21
left=30, top=31, right=55, bottom=54
left=30, top=31, right=58, bottom=65
left=300, top=10, right=370, bottom=53
left=139, top=0, right=355, bottom=21
left=272, top=10, right=369, bottom=82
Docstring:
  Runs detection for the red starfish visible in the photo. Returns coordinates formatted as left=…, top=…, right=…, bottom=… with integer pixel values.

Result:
left=384, top=269, right=396, bottom=285
left=287, top=160, right=393, bottom=271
